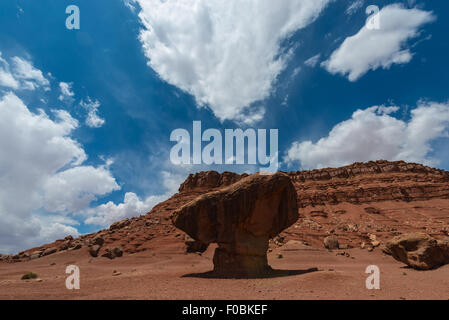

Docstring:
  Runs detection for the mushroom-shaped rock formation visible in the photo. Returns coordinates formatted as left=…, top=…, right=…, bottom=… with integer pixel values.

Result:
left=171, top=172, right=298, bottom=277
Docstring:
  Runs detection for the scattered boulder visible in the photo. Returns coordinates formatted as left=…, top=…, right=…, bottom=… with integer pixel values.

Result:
left=89, top=245, right=102, bottom=257
left=273, top=235, right=285, bottom=246
left=172, top=172, right=298, bottom=277
left=30, top=251, right=42, bottom=259
left=1, top=254, right=14, bottom=262
left=385, top=233, right=449, bottom=270
left=371, top=240, right=380, bottom=247
left=381, top=244, right=392, bottom=255
left=92, top=236, right=105, bottom=246
left=20, top=253, right=30, bottom=259
left=101, top=247, right=123, bottom=259
left=42, top=247, right=57, bottom=256
left=59, top=242, right=69, bottom=251
left=113, top=247, right=123, bottom=257
left=109, top=219, right=130, bottom=231
left=324, top=235, right=339, bottom=250
left=69, top=243, right=82, bottom=251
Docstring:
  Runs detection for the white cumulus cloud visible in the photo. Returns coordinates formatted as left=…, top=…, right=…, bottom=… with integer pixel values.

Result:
left=322, top=4, right=435, bottom=81
left=134, top=0, right=331, bottom=122
left=285, top=101, right=449, bottom=169
left=0, top=92, right=118, bottom=253
left=85, top=171, right=184, bottom=227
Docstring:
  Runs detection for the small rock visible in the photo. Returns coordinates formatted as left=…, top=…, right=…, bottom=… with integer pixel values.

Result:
left=371, top=240, right=380, bottom=247
left=324, top=235, right=339, bottom=250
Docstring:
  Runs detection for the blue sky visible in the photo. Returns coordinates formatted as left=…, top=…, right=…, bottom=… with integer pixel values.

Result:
left=1, top=0, right=449, bottom=253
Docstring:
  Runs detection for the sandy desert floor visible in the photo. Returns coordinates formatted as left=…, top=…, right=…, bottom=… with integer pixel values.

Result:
left=1, top=240, right=448, bottom=300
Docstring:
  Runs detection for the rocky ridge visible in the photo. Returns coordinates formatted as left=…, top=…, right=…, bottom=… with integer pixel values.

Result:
left=2, top=160, right=449, bottom=263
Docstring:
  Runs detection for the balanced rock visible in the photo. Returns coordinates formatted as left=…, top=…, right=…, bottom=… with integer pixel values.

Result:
left=171, top=172, right=298, bottom=277
left=385, top=233, right=449, bottom=270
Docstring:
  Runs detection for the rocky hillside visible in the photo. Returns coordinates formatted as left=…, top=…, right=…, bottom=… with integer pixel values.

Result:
left=2, top=160, right=449, bottom=263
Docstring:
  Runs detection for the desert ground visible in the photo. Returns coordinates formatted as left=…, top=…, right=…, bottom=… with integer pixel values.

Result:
left=1, top=240, right=448, bottom=300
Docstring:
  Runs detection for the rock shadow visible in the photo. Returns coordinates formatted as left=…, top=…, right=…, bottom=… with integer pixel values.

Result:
left=182, top=267, right=319, bottom=279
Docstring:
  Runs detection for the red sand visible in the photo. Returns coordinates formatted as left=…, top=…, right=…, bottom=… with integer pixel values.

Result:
left=1, top=241, right=448, bottom=300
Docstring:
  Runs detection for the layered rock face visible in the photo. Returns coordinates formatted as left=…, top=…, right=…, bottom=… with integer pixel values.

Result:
left=385, top=233, right=449, bottom=270
left=5, top=160, right=449, bottom=266
left=289, top=160, right=449, bottom=206
left=179, top=171, right=246, bottom=192
left=171, top=172, right=298, bottom=276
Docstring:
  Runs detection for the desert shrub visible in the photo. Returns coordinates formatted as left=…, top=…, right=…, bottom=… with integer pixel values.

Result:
left=21, top=272, right=38, bottom=280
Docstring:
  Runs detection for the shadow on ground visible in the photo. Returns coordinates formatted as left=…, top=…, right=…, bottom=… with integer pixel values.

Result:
left=182, top=267, right=319, bottom=279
